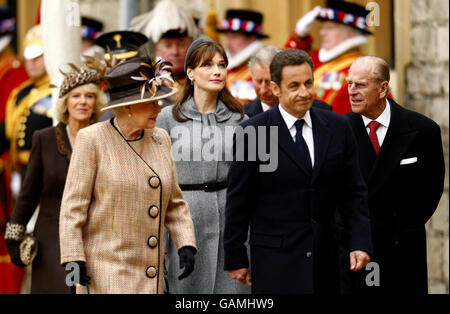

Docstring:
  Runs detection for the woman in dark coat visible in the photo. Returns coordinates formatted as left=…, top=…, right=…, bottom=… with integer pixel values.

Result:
left=4, top=64, right=106, bottom=293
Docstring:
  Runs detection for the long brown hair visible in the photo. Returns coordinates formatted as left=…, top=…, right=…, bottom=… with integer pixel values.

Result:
left=172, top=41, right=245, bottom=122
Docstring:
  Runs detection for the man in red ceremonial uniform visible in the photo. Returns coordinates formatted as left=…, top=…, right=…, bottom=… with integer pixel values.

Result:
left=285, top=0, right=372, bottom=114
left=217, top=9, right=268, bottom=104
left=0, top=6, right=28, bottom=294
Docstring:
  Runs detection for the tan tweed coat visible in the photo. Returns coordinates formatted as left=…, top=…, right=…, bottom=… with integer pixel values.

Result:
left=59, top=120, right=196, bottom=294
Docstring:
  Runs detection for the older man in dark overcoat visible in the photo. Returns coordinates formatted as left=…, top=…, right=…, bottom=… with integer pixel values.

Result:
left=344, top=56, right=445, bottom=294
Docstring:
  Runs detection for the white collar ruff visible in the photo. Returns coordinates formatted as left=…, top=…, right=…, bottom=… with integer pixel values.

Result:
left=0, top=35, right=12, bottom=54
left=318, top=35, right=367, bottom=63
left=227, top=40, right=264, bottom=70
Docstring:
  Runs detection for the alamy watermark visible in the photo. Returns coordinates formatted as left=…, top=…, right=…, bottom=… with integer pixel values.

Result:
left=169, top=125, right=279, bottom=172
left=365, top=262, right=380, bottom=287
left=65, top=261, right=81, bottom=287
left=366, top=2, right=381, bottom=27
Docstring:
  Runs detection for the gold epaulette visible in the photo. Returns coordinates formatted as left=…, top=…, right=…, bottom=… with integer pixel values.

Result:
left=17, top=150, right=31, bottom=165
left=0, top=54, right=21, bottom=79
left=5, top=79, right=33, bottom=139
left=5, top=74, right=52, bottom=168
left=0, top=254, right=11, bottom=263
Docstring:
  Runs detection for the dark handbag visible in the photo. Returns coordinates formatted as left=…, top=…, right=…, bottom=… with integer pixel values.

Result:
left=19, top=233, right=38, bottom=266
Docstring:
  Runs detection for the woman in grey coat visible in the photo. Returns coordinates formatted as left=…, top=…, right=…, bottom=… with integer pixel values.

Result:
left=157, top=38, right=250, bottom=294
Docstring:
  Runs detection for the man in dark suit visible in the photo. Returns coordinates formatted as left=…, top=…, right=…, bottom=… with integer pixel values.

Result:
left=245, top=46, right=331, bottom=118
left=344, top=56, right=445, bottom=294
left=224, top=49, right=372, bottom=294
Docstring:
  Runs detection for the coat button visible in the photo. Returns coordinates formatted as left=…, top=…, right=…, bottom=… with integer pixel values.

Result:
left=148, top=205, right=159, bottom=218
left=148, top=176, right=161, bottom=188
left=146, top=266, right=157, bottom=278
left=148, top=236, right=158, bottom=248
left=306, top=252, right=312, bottom=258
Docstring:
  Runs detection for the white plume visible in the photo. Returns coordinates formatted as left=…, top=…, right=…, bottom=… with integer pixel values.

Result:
left=130, top=0, right=198, bottom=43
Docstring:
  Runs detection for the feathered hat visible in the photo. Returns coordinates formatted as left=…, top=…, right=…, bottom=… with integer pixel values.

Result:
left=101, top=57, right=177, bottom=111
left=51, top=63, right=103, bottom=98
left=129, top=0, right=198, bottom=44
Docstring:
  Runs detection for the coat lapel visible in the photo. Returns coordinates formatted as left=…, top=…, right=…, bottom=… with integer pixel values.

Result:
left=348, top=113, right=377, bottom=181
left=270, top=106, right=312, bottom=178
left=310, top=107, right=332, bottom=183
left=55, top=122, right=72, bottom=162
left=367, top=100, right=416, bottom=198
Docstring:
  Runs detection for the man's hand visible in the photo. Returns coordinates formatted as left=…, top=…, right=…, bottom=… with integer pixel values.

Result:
left=349, top=250, right=371, bottom=271
left=226, top=268, right=252, bottom=286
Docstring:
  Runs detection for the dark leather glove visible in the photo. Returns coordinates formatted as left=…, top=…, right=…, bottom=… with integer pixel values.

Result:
left=64, top=261, right=91, bottom=286
left=4, top=222, right=26, bottom=268
left=178, top=246, right=196, bottom=280
left=5, top=239, right=26, bottom=268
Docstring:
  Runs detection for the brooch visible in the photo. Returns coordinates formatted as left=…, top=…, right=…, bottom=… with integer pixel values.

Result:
left=152, top=130, right=162, bottom=145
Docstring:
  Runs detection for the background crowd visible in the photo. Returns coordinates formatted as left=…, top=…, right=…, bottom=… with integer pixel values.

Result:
left=0, top=0, right=447, bottom=294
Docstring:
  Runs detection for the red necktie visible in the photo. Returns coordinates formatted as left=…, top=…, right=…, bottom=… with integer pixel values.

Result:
left=368, top=121, right=381, bottom=155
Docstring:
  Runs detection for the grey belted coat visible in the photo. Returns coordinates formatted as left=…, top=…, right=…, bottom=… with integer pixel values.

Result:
left=157, top=98, right=250, bottom=294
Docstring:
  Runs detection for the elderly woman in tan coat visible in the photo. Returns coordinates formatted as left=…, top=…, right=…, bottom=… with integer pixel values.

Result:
left=59, top=57, right=197, bottom=294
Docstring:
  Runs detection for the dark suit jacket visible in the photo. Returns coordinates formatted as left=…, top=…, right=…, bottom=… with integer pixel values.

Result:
left=244, top=98, right=332, bottom=118
left=224, top=105, right=372, bottom=294
left=11, top=123, right=72, bottom=294
left=345, top=99, right=445, bottom=294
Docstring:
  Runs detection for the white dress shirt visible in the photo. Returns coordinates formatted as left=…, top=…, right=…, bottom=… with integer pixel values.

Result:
left=361, top=99, right=391, bottom=146
left=278, top=104, right=315, bottom=167
left=261, top=101, right=272, bottom=112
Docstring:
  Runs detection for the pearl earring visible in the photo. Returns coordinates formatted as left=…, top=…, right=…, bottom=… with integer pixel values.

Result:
left=128, top=113, right=132, bottom=118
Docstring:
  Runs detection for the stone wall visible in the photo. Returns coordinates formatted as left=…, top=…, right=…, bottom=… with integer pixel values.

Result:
left=407, top=0, right=449, bottom=294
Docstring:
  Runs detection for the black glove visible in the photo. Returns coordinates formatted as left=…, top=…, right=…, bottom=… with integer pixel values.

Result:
left=178, top=246, right=196, bottom=280
left=5, top=239, right=26, bottom=268
left=64, top=261, right=91, bottom=286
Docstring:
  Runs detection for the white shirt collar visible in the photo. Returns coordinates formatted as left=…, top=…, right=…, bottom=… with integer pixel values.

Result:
left=260, top=101, right=272, bottom=112
left=278, top=103, right=312, bottom=130
left=362, top=99, right=391, bottom=128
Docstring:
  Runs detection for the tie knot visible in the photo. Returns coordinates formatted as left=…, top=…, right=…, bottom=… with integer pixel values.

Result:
left=295, top=119, right=305, bottom=132
left=368, top=121, right=380, bottom=132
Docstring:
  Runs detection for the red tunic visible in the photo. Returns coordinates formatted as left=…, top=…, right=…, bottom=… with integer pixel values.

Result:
left=226, top=63, right=255, bottom=105
left=0, top=53, right=28, bottom=294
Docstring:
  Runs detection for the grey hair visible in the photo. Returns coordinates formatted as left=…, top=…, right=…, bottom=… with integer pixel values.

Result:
left=249, top=45, right=283, bottom=75
left=352, top=56, right=391, bottom=94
